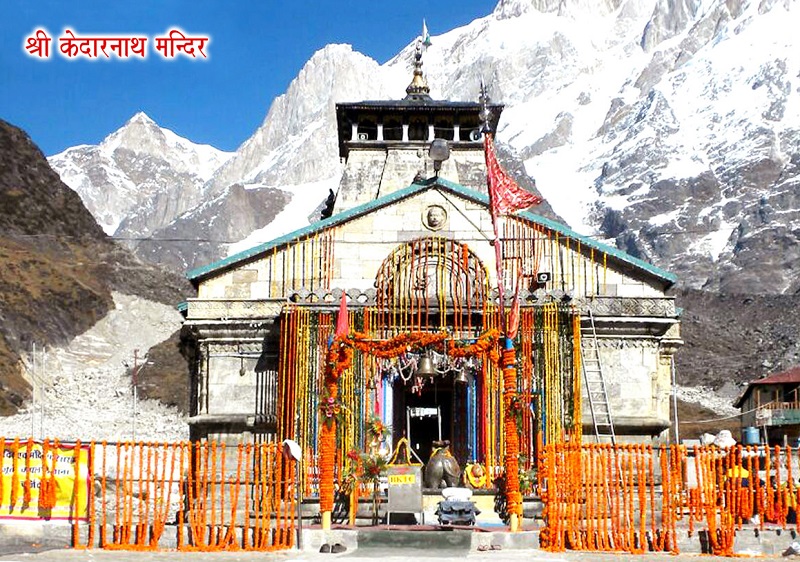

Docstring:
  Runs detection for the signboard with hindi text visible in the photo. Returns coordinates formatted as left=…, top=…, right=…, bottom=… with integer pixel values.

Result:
left=387, top=464, right=422, bottom=520
left=0, top=440, right=90, bottom=521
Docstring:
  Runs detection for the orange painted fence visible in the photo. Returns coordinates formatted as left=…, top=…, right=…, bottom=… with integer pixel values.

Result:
left=539, top=443, right=800, bottom=556
left=1, top=438, right=296, bottom=552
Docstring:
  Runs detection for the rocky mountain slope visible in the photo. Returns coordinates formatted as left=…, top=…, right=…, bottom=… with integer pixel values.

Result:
left=0, top=292, right=187, bottom=442
left=0, top=118, right=190, bottom=416
left=672, top=287, right=800, bottom=437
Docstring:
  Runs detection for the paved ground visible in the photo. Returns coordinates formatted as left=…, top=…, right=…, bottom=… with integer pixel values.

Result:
left=3, top=523, right=799, bottom=561
left=0, top=546, right=794, bottom=562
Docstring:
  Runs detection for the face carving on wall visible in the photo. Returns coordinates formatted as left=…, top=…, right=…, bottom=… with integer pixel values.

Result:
left=424, top=205, right=447, bottom=231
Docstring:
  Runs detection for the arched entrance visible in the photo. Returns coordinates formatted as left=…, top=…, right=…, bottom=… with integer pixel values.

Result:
left=374, top=237, right=489, bottom=464
left=374, top=236, right=488, bottom=332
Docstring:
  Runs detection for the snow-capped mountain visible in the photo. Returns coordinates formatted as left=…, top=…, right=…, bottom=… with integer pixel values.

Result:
left=395, top=0, right=800, bottom=294
left=48, top=112, right=233, bottom=236
left=205, top=44, right=404, bottom=196
left=49, top=0, right=800, bottom=293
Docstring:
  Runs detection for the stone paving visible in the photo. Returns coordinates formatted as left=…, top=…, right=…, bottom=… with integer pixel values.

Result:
left=1, top=524, right=799, bottom=562
left=0, top=547, right=793, bottom=562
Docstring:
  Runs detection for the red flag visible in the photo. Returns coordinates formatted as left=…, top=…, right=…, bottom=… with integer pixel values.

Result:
left=334, top=292, right=348, bottom=338
left=507, top=278, right=522, bottom=340
left=484, top=133, right=542, bottom=216
left=506, top=269, right=524, bottom=340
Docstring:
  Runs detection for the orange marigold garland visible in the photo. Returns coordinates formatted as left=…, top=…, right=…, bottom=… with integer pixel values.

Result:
left=318, top=379, right=339, bottom=513
left=39, top=439, right=56, bottom=511
left=22, top=438, right=33, bottom=505
left=72, top=439, right=82, bottom=548
left=501, top=342, right=523, bottom=522
left=10, top=437, right=20, bottom=508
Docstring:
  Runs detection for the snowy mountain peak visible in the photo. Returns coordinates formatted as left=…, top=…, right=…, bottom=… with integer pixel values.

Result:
left=97, top=112, right=230, bottom=179
left=100, top=112, right=164, bottom=153
left=48, top=114, right=232, bottom=236
left=127, top=111, right=157, bottom=125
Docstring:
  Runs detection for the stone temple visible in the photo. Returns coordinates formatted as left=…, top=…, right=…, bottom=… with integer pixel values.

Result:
left=180, top=44, right=682, bottom=494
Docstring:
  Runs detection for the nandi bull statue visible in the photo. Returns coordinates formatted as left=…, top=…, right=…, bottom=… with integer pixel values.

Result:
left=423, top=440, right=461, bottom=489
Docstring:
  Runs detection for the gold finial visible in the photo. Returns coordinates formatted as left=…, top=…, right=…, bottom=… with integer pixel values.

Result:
left=405, top=39, right=431, bottom=100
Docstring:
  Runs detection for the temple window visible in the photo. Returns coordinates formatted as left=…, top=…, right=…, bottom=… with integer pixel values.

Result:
left=383, top=117, right=403, bottom=141
left=358, top=118, right=377, bottom=141
left=459, top=116, right=481, bottom=141
left=434, top=116, right=454, bottom=140
left=408, top=117, right=427, bottom=141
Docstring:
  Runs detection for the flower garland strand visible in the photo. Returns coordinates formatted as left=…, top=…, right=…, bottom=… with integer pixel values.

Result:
left=22, top=438, right=33, bottom=505
left=10, top=437, right=19, bottom=508
left=501, top=341, right=523, bottom=529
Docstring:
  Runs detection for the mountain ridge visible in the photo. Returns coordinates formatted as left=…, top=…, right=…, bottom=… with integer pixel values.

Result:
left=47, top=0, right=800, bottom=294
left=48, top=112, right=233, bottom=237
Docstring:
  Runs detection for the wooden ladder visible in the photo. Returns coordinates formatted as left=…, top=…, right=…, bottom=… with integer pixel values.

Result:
left=582, top=308, right=616, bottom=445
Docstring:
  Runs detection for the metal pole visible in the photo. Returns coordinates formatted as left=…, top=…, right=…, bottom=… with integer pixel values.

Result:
left=31, top=342, right=36, bottom=438
left=296, top=455, right=303, bottom=550
left=671, top=356, right=680, bottom=445
left=40, top=347, right=45, bottom=439
left=133, top=349, right=138, bottom=442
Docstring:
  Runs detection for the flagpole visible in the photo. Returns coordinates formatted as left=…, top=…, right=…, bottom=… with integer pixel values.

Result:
left=319, top=292, right=349, bottom=530
left=482, top=130, right=519, bottom=532
left=481, top=78, right=542, bottom=532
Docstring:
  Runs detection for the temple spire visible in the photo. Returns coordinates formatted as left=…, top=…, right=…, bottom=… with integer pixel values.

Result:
left=405, top=40, right=431, bottom=101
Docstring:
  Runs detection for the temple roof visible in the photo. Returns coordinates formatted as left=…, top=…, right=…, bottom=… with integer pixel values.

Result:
left=336, top=99, right=499, bottom=110
left=187, top=177, right=677, bottom=288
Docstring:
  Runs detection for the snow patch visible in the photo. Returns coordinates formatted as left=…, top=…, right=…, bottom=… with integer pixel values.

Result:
left=225, top=177, right=338, bottom=256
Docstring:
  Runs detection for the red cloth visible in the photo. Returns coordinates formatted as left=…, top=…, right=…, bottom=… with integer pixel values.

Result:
left=507, top=282, right=521, bottom=340
left=484, top=132, right=541, bottom=338
left=484, top=133, right=542, bottom=216
left=334, top=292, right=348, bottom=338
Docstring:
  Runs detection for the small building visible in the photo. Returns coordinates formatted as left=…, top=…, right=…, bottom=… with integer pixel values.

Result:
left=735, top=366, right=800, bottom=445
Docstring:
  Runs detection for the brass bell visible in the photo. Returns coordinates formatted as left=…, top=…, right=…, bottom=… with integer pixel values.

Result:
left=454, top=370, right=469, bottom=385
left=416, top=351, right=436, bottom=377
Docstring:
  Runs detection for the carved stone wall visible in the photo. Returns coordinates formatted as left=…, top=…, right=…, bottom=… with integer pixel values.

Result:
left=587, top=338, right=671, bottom=439
left=186, top=299, right=283, bottom=320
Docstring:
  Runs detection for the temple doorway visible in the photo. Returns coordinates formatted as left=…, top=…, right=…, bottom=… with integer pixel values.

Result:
left=392, top=377, right=470, bottom=464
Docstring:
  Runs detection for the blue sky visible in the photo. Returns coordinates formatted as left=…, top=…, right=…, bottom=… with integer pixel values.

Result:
left=1, top=1, right=495, bottom=156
